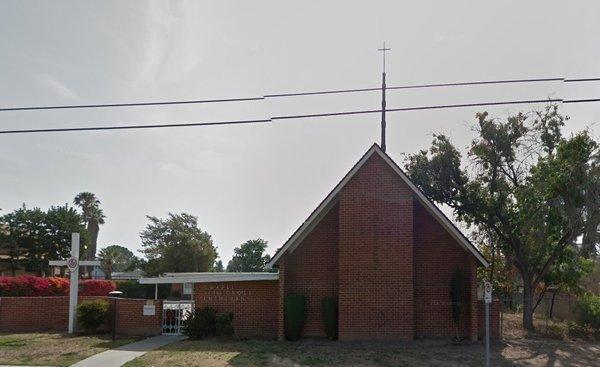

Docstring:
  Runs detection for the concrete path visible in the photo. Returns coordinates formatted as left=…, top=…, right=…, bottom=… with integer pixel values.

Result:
left=70, top=335, right=185, bottom=367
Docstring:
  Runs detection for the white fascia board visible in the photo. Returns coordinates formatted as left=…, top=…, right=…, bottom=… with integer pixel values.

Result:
left=267, top=147, right=379, bottom=267
left=138, top=272, right=279, bottom=284
left=267, top=144, right=489, bottom=268
left=373, top=148, right=490, bottom=268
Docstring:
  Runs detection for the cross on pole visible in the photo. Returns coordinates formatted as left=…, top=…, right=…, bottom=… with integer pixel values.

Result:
left=49, top=233, right=101, bottom=334
left=377, top=42, right=391, bottom=152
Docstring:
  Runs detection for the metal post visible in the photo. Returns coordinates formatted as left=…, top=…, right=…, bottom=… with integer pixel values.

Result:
left=485, top=302, right=490, bottom=367
left=155, top=284, right=158, bottom=300
left=112, top=298, right=117, bottom=341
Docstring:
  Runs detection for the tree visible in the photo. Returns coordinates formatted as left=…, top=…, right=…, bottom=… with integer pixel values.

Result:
left=404, top=105, right=600, bottom=330
left=98, top=245, right=141, bottom=278
left=140, top=213, right=218, bottom=276
left=213, top=260, right=224, bottom=272
left=0, top=204, right=89, bottom=276
left=227, top=238, right=270, bottom=272
left=74, top=192, right=105, bottom=260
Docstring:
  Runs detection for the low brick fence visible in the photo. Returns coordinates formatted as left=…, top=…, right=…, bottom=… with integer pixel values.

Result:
left=0, top=296, right=162, bottom=336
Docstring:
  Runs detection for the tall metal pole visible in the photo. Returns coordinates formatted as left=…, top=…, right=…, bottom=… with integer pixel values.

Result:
left=381, top=71, right=387, bottom=152
left=378, top=42, right=390, bottom=152
left=485, top=302, right=490, bottom=367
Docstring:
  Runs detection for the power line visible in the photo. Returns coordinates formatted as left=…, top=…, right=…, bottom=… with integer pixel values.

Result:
left=4, top=97, right=597, bottom=135
left=0, top=96, right=265, bottom=112
left=0, top=119, right=270, bottom=134
left=3, top=76, right=599, bottom=112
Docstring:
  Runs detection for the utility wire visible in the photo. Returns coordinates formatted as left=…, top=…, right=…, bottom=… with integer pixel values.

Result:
left=4, top=97, right=597, bottom=135
left=3, top=77, right=599, bottom=112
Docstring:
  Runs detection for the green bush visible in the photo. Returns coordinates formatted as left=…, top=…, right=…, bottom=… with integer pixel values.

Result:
left=575, top=292, right=600, bottom=331
left=77, top=299, right=110, bottom=334
left=183, top=307, right=217, bottom=339
left=216, top=313, right=235, bottom=337
left=284, top=294, right=306, bottom=341
left=322, top=297, right=338, bottom=340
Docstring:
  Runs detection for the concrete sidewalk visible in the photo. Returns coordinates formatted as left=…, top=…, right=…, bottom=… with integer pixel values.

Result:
left=70, top=335, right=184, bottom=367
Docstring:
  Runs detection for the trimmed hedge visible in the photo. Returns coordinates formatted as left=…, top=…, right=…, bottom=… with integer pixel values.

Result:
left=0, top=276, right=115, bottom=297
left=322, top=297, right=338, bottom=340
left=77, top=299, right=110, bottom=333
left=284, top=294, right=306, bottom=341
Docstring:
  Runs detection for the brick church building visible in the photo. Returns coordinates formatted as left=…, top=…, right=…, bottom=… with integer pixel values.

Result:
left=148, top=144, right=498, bottom=341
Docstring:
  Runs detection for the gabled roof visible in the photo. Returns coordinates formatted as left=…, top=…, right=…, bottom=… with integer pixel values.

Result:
left=268, top=144, right=489, bottom=268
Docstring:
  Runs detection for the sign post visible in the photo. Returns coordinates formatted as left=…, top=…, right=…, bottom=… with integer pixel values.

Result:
left=49, top=233, right=101, bottom=334
left=484, top=281, right=492, bottom=367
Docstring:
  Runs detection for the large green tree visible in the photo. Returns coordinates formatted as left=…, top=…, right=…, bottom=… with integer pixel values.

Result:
left=74, top=192, right=105, bottom=260
left=140, top=213, right=218, bottom=276
left=98, top=244, right=141, bottom=278
left=404, top=105, right=600, bottom=330
left=0, top=204, right=89, bottom=276
left=227, top=238, right=270, bottom=272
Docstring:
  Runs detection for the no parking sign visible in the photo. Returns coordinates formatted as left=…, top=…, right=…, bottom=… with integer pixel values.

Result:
left=484, top=281, right=492, bottom=303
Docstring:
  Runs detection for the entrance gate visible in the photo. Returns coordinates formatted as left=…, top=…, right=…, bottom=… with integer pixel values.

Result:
left=162, top=300, right=194, bottom=335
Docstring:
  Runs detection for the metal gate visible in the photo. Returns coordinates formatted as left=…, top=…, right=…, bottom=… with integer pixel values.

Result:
left=162, top=300, right=194, bottom=335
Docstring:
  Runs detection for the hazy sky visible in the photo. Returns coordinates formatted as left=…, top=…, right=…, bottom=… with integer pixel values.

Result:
left=1, top=1, right=599, bottom=265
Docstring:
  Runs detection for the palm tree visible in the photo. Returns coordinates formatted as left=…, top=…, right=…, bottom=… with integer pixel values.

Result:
left=74, top=192, right=105, bottom=260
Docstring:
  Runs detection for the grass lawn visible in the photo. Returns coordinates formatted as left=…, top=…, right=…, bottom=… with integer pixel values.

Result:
left=124, top=313, right=599, bottom=367
left=0, top=332, right=136, bottom=366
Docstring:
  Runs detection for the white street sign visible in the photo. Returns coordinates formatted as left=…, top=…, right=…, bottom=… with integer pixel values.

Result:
left=66, top=257, right=79, bottom=271
left=484, top=281, right=493, bottom=304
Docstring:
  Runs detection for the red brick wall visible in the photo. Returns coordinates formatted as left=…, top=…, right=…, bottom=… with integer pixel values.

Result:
left=283, top=203, right=339, bottom=337
left=413, top=200, right=476, bottom=338
left=0, top=296, right=104, bottom=332
left=338, top=153, right=415, bottom=340
left=113, top=298, right=162, bottom=336
left=194, top=281, right=279, bottom=338
left=478, top=299, right=501, bottom=339
left=0, top=296, right=162, bottom=336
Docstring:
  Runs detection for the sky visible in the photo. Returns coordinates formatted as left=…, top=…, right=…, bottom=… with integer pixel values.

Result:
left=1, top=1, right=599, bottom=265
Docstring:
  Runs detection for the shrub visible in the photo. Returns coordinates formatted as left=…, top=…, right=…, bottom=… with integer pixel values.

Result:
left=183, top=307, right=217, bottom=339
left=575, top=292, right=600, bottom=331
left=216, top=313, right=235, bottom=337
left=79, top=280, right=116, bottom=296
left=322, top=297, right=338, bottom=340
left=47, top=277, right=69, bottom=295
left=77, top=299, right=110, bottom=333
left=284, top=294, right=306, bottom=341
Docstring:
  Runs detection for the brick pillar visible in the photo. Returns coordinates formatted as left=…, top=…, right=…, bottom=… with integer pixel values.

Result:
left=277, top=261, right=286, bottom=341
left=469, top=258, right=479, bottom=342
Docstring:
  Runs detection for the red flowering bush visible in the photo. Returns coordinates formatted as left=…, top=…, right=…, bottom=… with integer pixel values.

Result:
left=0, top=276, right=114, bottom=297
left=79, top=279, right=116, bottom=296
left=47, top=277, right=69, bottom=295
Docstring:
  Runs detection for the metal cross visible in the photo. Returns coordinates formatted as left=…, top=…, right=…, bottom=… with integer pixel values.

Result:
left=378, top=42, right=391, bottom=73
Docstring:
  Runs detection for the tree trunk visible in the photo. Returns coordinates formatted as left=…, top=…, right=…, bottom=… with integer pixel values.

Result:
left=522, top=279, right=535, bottom=331
left=549, top=290, right=558, bottom=319
left=87, top=220, right=99, bottom=260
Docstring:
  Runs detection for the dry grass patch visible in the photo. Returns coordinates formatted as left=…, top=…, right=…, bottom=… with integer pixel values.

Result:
left=0, top=332, right=136, bottom=366
left=125, top=314, right=599, bottom=367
